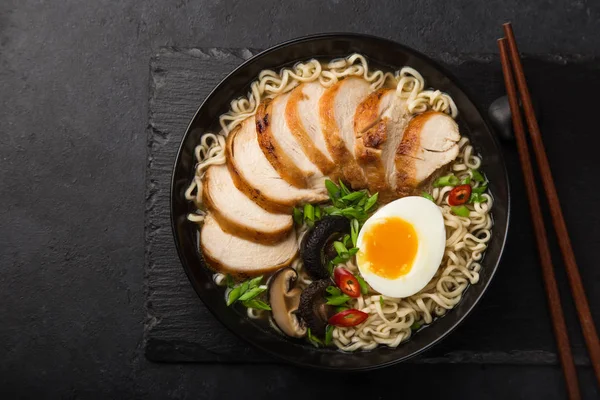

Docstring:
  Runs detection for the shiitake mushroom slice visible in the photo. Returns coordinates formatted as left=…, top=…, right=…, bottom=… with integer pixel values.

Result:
left=268, top=268, right=306, bottom=338
left=297, top=279, right=334, bottom=336
left=301, top=216, right=350, bottom=280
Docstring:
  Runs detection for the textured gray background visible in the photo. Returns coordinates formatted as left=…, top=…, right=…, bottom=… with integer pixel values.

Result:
left=2, top=0, right=600, bottom=398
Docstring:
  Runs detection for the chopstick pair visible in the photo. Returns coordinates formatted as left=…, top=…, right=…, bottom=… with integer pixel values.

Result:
left=498, top=23, right=600, bottom=400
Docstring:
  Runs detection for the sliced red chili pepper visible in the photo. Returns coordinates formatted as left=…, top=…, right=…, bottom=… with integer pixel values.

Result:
left=448, top=184, right=472, bottom=206
left=333, top=268, right=361, bottom=298
left=328, top=309, right=368, bottom=327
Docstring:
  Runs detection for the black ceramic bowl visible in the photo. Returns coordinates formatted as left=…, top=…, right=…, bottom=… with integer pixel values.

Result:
left=171, top=33, right=510, bottom=370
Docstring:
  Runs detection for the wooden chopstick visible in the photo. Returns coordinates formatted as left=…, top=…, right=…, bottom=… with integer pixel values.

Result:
left=503, top=23, right=600, bottom=386
left=498, top=38, right=581, bottom=400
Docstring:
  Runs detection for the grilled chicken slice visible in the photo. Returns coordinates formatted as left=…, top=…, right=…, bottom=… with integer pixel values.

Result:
left=227, top=118, right=328, bottom=213
left=320, top=77, right=372, bottom=189
left=354, top=88, right=397, bottom=201
left=200, top=214, right=297, bottom=279
left=203, top=164, right=293, bottom=244
left=285, top=82, right=337, bottom=176
left=256, top=93, right=325, bottom=188
left=395, top=111, right=460, bottom=191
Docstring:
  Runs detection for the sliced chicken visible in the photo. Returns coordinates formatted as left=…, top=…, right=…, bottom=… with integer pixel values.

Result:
left=285, top=82, right=337, bottom=176
left=395, top=111, right=460, bottom=191
left=200, top=214, right=297, bottom=279
left=203, top=164, right=293, bottom=244
left=256, top=93, right=325, bottom=188
left=353, top=88, right=397, bottom=201
left=227, top=117, right=328, bottom=214
left=380, top=96, right=414, bottom=195
left=320, top=77, right=372, bottom=189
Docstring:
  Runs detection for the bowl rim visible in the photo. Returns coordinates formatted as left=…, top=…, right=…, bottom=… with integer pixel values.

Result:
left=170, top=32, right=511, bottom=370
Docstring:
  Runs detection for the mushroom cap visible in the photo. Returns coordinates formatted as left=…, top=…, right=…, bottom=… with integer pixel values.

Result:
left=301, top=216, right=351, bottom=279
left=298, top=279, right=334, bottom=336
left=268, top=268, right=307, bottom=338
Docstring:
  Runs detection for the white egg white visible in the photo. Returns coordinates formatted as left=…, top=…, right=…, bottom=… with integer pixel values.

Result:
left=356, top=196, right=446, bottom=298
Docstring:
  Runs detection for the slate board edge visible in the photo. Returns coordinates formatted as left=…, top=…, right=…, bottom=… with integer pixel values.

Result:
left=144, top=50, right=160, bottom=359
left=146, top=338, right=590, bottom=366
left=143, top=47, right=596, bottom=365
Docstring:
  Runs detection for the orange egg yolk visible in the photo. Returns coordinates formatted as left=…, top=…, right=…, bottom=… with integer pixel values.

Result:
left=359, top=217, right=419, bottom=279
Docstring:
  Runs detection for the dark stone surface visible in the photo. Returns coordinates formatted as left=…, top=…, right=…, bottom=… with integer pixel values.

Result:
left=2, top=0, right=600, bottom=398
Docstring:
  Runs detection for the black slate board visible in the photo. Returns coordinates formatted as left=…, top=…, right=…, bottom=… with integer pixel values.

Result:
left=145, top=47, right=600, bottom=364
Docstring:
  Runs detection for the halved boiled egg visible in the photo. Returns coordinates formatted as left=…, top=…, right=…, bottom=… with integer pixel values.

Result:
left=356, top=196, right=446, bottom=298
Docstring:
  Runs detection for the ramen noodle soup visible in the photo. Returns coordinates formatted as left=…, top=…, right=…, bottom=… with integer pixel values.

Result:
left=184, top=54, right=492, bottom=351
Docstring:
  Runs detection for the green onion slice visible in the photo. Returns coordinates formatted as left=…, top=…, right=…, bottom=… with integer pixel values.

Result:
left=433, top=174, right=459, bottom=187
left=421, top=192, right=434, bottom=201
left=355, top=274, right=368, bottom=295
left=451, top=205, right=470, bottom=217
left=471, top=169, right=485, bottom=183
left=364, top=192, right=379, bottom=212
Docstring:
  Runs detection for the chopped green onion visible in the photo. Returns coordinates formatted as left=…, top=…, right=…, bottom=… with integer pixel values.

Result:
left=411, top=321, right=422, bottom=330
left=330, top=255, right=346, bottom=266
left=303, top=203, right=315, bottom=221
left=356, top=274, right=368, bottom=295
left=323, top=206, right=341, bottom=216
left=469, top=193, right=488, bottom=204
left=341, top=191, right=366, bottom=202
left=335, top=306, right=349, bottom=313
left=238, top=281, right=250, bottom=296
left=225, top=275, right=235, bottom=288
left=307, top=328, right=323, bottom=347
left=421, top=192, right=434, bottom=201
left=351, top=219, right=359, bottom=247
left=340, top=207, right=367, bottom=221
left=248, top=276, right=263, bottom=288
left=238, top=286, right=266, bottom=301
left=461, top=176, right=471, bottom=185
left=326, top=286, right=342, bottom=296
left=226, top=286, right=242, bottom=306
left=364, top=193, right=379, bottom=212
left=451, top=205, right=470, bottom=217
left=379, top=296, right=385, bottom=307
left=330, top=253, right=351, bottom=265
left=333, top=198, right=346, bottom=209
left=227, top=276, right=264, bottom=305
left=242, top=299, right=271, bottom=311
left=342, top=234, right=352, bottom=248
left=325, top=325, right=334, bottom=346
left=326, top=261, right=334, bottom=275
left=333, top=241, right=348, bottom=256
left=338, top=180, right=351, bottom=196
left=472, top=184, right=488, bottom=194
left=325, top=179, right=340, bottom=201
left=471, top=169, right=485, bottom=183
left=314, top=206, right=322, bottom=220
left=433, top=174, right=459, bottom=187
left=292, top=207, right=303, bottom=226
left=347, top=247, right=359, bottom=256
left=326, top=294, right=351, bottom=306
